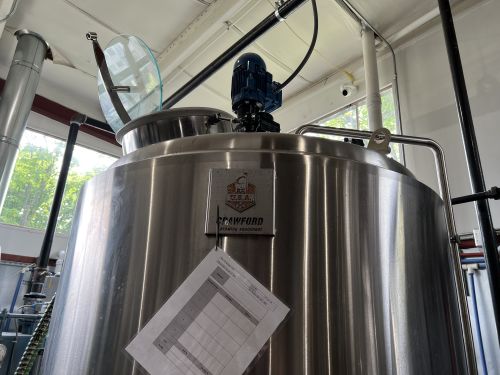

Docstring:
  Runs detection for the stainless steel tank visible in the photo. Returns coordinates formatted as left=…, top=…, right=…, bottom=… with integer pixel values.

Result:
left=117, top=107, right=235, bottom=153
left=41, top=110, right=467, bottom=374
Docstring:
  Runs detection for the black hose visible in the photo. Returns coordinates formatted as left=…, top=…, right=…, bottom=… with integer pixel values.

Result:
left=275, top=0, right=318, bottom=92
left=162, top=0, right=308, bottom=109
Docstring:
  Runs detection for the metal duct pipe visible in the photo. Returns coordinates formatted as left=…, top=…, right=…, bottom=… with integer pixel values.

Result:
left=0, top=30, right=49, bottom=212
left=361, top=25, right=383, bottom=131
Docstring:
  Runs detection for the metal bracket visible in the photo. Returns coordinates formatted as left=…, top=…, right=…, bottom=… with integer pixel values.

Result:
left=111, top=86, right=131, bottom=93
left=452, top=186, right=500, bottom=205
left=85, top=32, right=97, bottom=41
left=367, top=127, right=391, bottom=154
left=86, top=31, right=131, bottom=125
left=70, top=113, right=87, bottom=126
left=274, top=8, right=286, bottom=22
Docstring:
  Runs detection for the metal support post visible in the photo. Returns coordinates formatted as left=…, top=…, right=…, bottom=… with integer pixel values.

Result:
left=25, top=114, right=85, bottom=298
left=437, top=0, right=500, bottom=348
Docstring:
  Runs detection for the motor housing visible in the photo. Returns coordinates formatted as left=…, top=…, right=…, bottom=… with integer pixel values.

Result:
left=231, top=53, right=282, bottom=132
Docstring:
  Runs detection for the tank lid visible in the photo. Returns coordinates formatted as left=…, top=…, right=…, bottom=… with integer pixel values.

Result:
left=116, top=107, right=235, bottom=154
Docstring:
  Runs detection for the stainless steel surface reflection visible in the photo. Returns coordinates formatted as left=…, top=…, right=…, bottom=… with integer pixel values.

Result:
left=117, top=107, right=234, bottom=154
left=41, top=133, right=467, bottom=374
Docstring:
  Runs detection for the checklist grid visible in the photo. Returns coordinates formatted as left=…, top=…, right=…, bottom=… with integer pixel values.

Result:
left=153, top=267, right=262, bottom=375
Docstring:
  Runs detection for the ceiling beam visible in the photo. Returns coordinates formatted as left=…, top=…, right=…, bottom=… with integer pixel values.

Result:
left=156, top=0, right=253, bottom=80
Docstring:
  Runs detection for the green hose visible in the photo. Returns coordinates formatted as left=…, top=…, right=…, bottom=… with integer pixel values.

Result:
left=14, top=295, right=55, bottom=375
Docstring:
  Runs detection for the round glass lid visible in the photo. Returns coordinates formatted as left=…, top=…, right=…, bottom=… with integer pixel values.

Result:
left=97, top=35, right=163, bottom=133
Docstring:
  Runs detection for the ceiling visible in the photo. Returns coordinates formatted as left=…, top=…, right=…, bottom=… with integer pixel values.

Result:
left=0, top=0, right=457, bottom=122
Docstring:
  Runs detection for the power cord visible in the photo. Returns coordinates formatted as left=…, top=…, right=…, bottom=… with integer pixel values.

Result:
left=275, top=0, right=318, bottom=92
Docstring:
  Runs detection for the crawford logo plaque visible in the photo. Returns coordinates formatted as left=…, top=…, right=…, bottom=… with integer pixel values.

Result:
left=206, top=169, right=275, bottom=235
left=226, top=173, right=256, bottom=213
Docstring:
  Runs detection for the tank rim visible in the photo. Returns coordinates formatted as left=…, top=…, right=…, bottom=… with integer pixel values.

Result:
left=116, top=107, right=235, bottom=144
left=112, top=132, right=413, bottom=178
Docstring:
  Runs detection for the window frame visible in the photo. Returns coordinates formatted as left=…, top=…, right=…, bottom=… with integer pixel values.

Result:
left=25, top=111, right=122, bottom=158
left=318, top=86, right=401, bottom=131
left=0, top=118, right=119, bottom=236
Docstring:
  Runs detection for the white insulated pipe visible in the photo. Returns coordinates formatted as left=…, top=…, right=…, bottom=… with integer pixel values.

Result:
left=0, top=30, right=49, bottom=212
left=361, top=25, right=383, bottom=131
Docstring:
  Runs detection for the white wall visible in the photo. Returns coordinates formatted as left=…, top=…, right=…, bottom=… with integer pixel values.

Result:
left=397, top=0, right=500, bottom=234
left=276, top=0, right=500, bottom=234
left=0, top=222, right=68, bottom=258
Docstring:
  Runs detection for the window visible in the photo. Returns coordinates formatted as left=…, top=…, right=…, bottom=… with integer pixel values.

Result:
left=0, top=129, right=117, bottom=235
left=319, top=88, right=402, bottom=161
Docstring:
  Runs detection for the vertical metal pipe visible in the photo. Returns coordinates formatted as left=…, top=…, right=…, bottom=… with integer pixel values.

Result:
left=335, top=0, right=405, bottom=159
left=437, top=0, right=500, bottom=347
left=0, top=30, right=49, bottom=212
left=361, top=25, right=383, bottom=131
left=26, top=119, right=81, bottom=297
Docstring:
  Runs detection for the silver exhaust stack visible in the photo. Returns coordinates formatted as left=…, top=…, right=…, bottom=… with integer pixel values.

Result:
left=0, top=29, right=49, bottom=212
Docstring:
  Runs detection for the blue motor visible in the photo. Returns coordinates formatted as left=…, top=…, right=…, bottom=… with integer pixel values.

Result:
left=231, top=53, right=282, bottom=132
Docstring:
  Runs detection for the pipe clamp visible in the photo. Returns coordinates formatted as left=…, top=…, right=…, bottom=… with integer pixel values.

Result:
left=13, top=59, right=41, bottom=73
left=274, top=9, right=286, bottom=21
left=0, top=135, right=20, bottom=147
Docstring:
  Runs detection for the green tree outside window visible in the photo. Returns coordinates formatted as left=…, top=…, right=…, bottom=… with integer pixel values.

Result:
left=320, top=88, right=402, bottom=161
left=0, top=130, right=116, bottom=234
